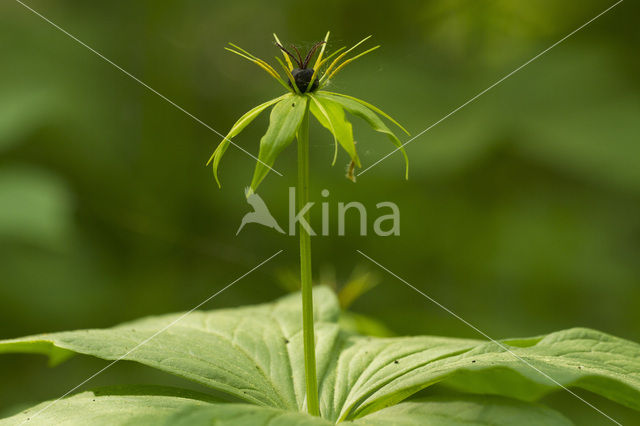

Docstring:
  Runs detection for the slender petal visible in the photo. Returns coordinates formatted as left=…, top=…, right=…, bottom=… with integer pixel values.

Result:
left=273, top=33, right=293, bottom=71
left=275, top=57, right=300, bottom=94
left=311, top=31, right=331, bottom=71
left=225, top=47, right=291, bottom=92
left=307, top=48, right=345, bottom=93
left=320, top=35, right=372, bottom=83
left=320, top=46, right=346, bottom=66
left=322, top=46, right=380, bottom=83
left=227, top=43, right=282, bottom=78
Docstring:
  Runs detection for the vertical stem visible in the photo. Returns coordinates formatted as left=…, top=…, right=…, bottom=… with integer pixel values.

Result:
left=297, top=105, right=320, bottom=416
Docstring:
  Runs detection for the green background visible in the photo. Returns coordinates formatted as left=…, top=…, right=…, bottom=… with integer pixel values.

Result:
left=0, top=0, right=638, bottom=423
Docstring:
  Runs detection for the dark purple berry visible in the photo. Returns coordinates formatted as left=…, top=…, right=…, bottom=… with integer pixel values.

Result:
left=289, top=68, right=318, bottom=93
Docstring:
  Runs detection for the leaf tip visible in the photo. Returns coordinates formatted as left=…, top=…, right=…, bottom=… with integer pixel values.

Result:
left=213, top=169, right=222, bottom=188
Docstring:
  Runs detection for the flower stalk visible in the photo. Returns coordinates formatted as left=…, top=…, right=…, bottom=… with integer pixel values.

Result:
left=297, top=106, right=320, bottom=416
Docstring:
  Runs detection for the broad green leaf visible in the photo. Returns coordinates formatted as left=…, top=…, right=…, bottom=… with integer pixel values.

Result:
left=2, top=288, right=640, bottom=423
left=309, top=94, right=361, bottom=167
left=326, top=328, right=640, bottom=421
left=443, top=328, right=640, bottom=410
left=316, top=91, right=409, bottom=178
left=250, top=95, right=308, bottom=192
left=322, top=334, right=479, bottom=420
left=207, top=94, right=287, bottom=187
left=0, top=287, right=340, bottom=412
left=165, top=402, right=329, bottom=426
left=350, top=396, right=572, bottom=426
left=137, top=395, right=575, bottom=426
left=0, top=386, right=328, bottom=426
left=3, top=389, right=571, bottom=426
left=0, top=386, right=218, bottom=425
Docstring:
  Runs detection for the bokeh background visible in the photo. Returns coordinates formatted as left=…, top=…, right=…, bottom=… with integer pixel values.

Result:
left=1, top=0, right=638, bottom=423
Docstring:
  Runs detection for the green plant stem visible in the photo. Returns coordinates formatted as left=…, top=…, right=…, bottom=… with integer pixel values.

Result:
left=297, top=104, right=320, bottom=416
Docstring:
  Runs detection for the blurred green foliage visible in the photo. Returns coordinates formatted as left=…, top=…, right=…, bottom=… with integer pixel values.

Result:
left=0, top=0, right=638, bottom=423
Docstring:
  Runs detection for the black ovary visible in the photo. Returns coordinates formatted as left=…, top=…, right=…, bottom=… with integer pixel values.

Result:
left=289, top=68, right=318, bottom=93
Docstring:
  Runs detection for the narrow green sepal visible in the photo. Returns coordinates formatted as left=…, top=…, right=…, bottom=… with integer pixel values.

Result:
left=321, top=91, right=410, bottom=136
left=249, top=95, right=309, bottom=192
left=309, top=94, right=361, bottom=170
left=208, top=94, right=289, bottom=187
left=316, top=91, right=409, bottom=179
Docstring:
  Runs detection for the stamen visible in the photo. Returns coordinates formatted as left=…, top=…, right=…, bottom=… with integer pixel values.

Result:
left=291, top=44, right=304, bottom=67
left=303, top=41, right=326, bottom=69
left=275, top=42, right=302, bottom=68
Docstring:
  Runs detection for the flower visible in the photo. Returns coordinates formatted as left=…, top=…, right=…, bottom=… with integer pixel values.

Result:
left=207, top=32, right=409, bottom=192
